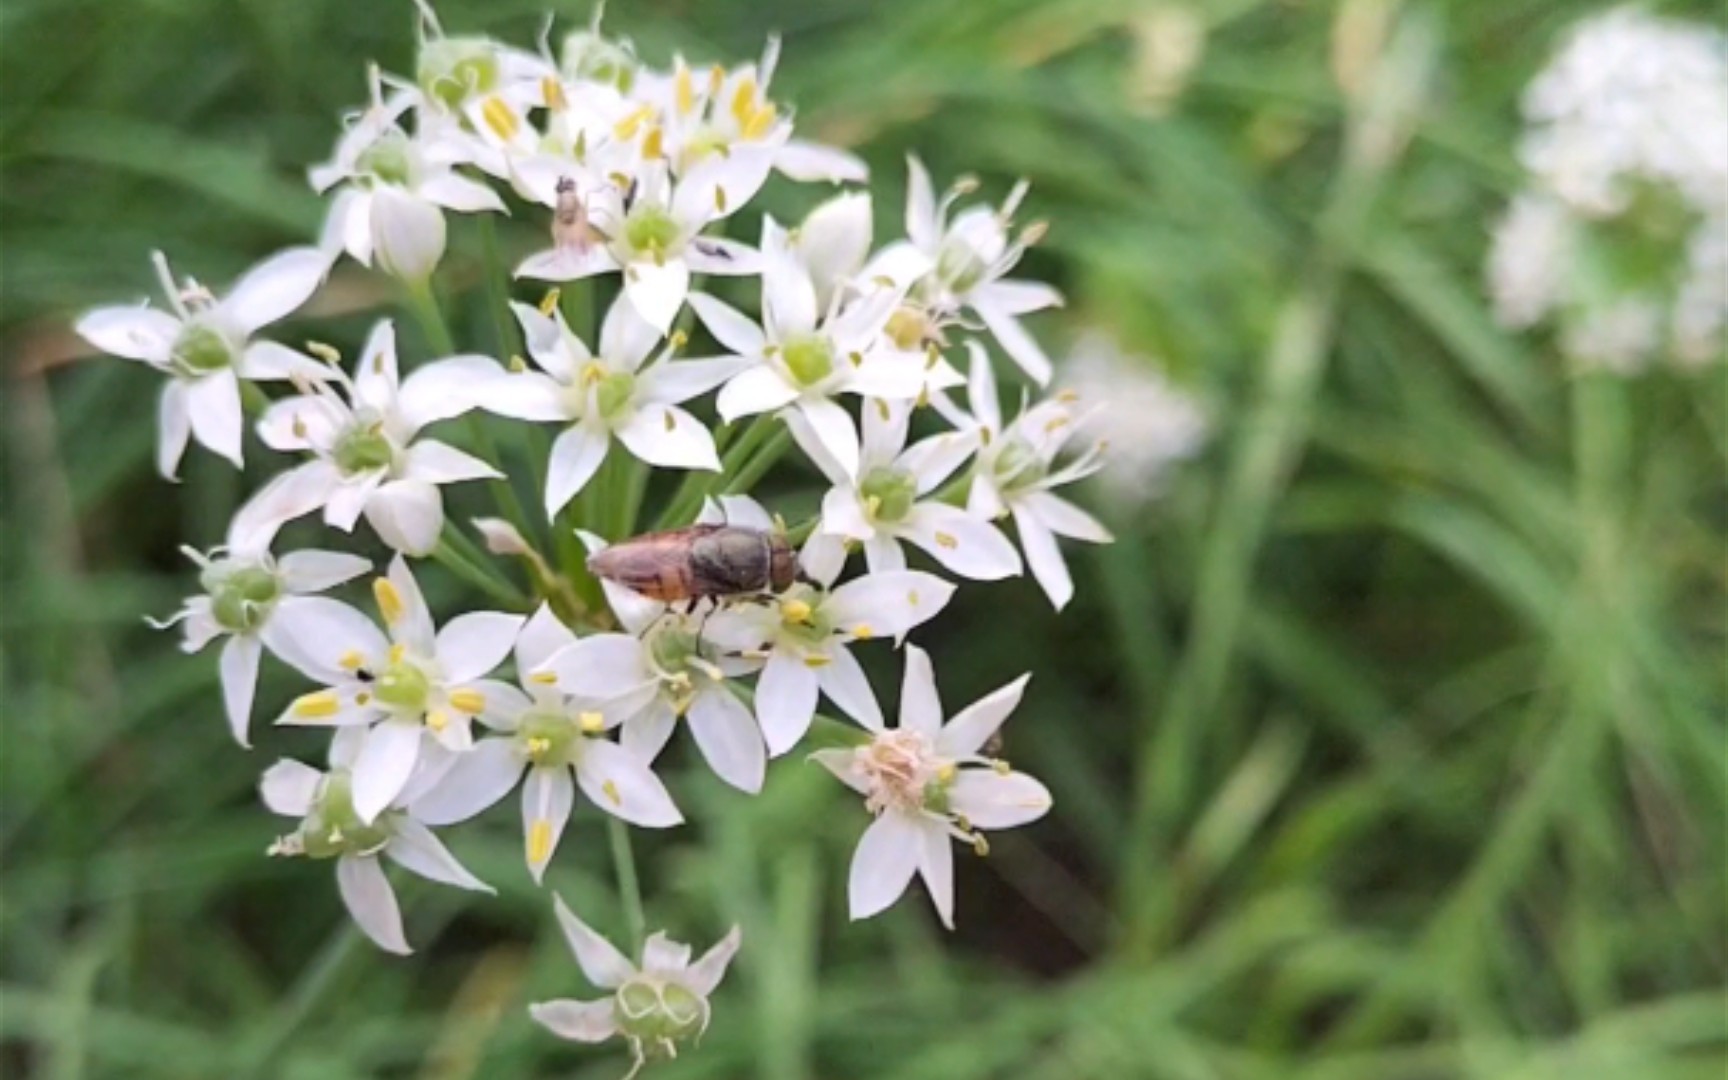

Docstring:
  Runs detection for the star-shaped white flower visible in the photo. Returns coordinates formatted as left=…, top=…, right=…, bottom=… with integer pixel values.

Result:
left=471, top=295, right=744, bottom=516
left=268, top=555, right=524, bottom=823
left=75, top=248, right=331, bottom=478
left=410, top=605, right=683, bottom=882
left=813, top=645, right=1051, bottom=929
left=788, top=396, right=1021, bottom=582
left=530, top=894, right=740, bottom=1079
left=261, top=726, right=493, bottom=955
left=251, top=320, right=502, bottom=555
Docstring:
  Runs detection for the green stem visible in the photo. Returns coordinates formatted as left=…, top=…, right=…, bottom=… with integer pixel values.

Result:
left=607, top=817, right=646, bottom=953
left=476, top=216, right=520, bottom=360
left=403, top=278, right=455, bottom=356
left=654, top=416, right=774, bottom=529
left=431, top=535, right=530, bottom=610
left=723, top=427, right=792, bottom=495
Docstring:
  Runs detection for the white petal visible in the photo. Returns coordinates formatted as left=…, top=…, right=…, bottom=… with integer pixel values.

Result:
left=848, top=812, right=922, bottom=921
left=599, top=292, right=662, bottom=370
left=900, top=430, right=978, bottom=497
left=916, top=820, right=956, bottom=930
left=228, top=462, right=341, bottom=552
left=688, top=293, right=766, bottom=356
left=776, top=139, right=868, bottom=183
left=385, top=817, right=494, bottom=892
left=420, top=171, right=506, bottom=214
left=963, top=340, right=1002, bottom=432
left=186, top=369, right=244, bottom=468
left=686, top=925, right=743, bottom=996
left=783, top=408, right=853, bottom=488
left=410, top=737, right=524, bottom=825
left=352, top=320, right=400, bottom=413
left=544, top=423, right=610, bottom=517
left=814, top=645, right=883, bottom=730
left=684, top=236, right=761, bottom=275
left=259, top=758, right=323, bottom=817
left=239, top=341, right=327, bottom=382
left=575, top=739, right=683, bottom=827
left=825, top=570, right=954, bottom=641
left=1012, top=503, right=1072, bottom=610
left=523, top=764, right=576, bottom=883
left=860, top=397, right=911, bottom=470
left=715, top=494, right=775, bottom=532
left=972, top=278, right=1063, bottom=316
left=899, top=503, right=1022, bottom=581
left=76, top=305, right=176, bottom=363
left=898, top=644, right=944, bottom=737
left=260, top=596, right=388, bottom=683
left=470, top=678, right=533, bottom=731
left=530, top=999, right=618, bottom=1043
left=904, top=155, right=938, bottom=251
left=616, top=404, right=720, bottom=471
left=686, top=687, right=766, bottom=793
left=1021, top=491, right=1113, bottom=543
left=641, top=932, right=692, bottom=975
left=473, top=370, right=571, bottom=422
left=544, top=634, right=652, bottom=700
left=763, top=238, right=818, bottom=338
left=256, top=393, right=342, bottom=452
left=278, top=551, right=371, bottom=594
left=949, top=769, right=1053, bottom=828
left=819, top=486, right=873, bottom=541
left=863, top=533, right=906, bottom=573
left=623, top=258, right=690, bottom=335
left=397, top=355, right=502, bottom=431
left=352, top=721, right=423, bottom=823
left=939, top=674, right=1030, bottom=758
left=795, top=396, right=860, bottom=481
left=380, top=553, right=436, bottom=654
left=156, top=381, right=192, bottom=479
left=756, top=651, right=819, bottom=757
left=219, top=634, right=262, bottom=747
left=638, top=356, right=750, bottom=405
left=435, top=611, right=525, bottom=684
left=622, top=700, right=679, bottom=762
left=515, top=245, right=617, bottom=282
left=552, top=892, right=635, bottom=989
left=220, top=246, right=329, bottom=334
left=800, top=532, right=848, bottom=586
left=858, top=240, right=933, bottom=291
left=364, top=480, right=445, bottom=557
left=514, top=603, right=577, bottom=675
left=972, top=300, right=1052, bottom=385
left=371, top=187, right=447, bottom=281
left=337, top=855, right=410, bottom=954
left=812, top=747, right=868, bottom=794
left=716, top=366, right=798, bottom=423
left=326, top=473, right=384, bottom=532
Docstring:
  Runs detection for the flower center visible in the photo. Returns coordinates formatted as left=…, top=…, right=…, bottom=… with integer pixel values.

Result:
left=622, top=207, right=683, bottom=260
left=372, top=659, right=430, bottom=711
left=885, top=306, right=932, bottom=351
left=935, top=238, right=988, bottom=294
left=857, top=730, right=949, bottom=815
left=332, top=424, right=396, bottom=476
left=561, top=31, right=637, bottom=92
left=202, top=563, right=281, bottom=633
left=519, top=710, right=578, bottom=767
left=356, top=131, right=414, bottom=186
left=647, top=622, right=701, bottom=679
left=417, top=37, right=500, bottom=110
left=614, top=977, right=706, bottom=1047
left=777, top=586, right=833, bottom=648
left=860, top=467, right=917, bottom=524
left=297, top=770, right=395, bottom=859
left=780, top=335, right=834, bottom=388
left=171, top=322, right=235, bottom=375
left=593, top=367, right=637, bottom=421
left=989, top=437, right=1045, bottom=494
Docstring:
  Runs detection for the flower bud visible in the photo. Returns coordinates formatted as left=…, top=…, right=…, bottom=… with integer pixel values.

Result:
left=371, top=187, right=447, bottom=282
left=417, top=36, right=500, bottom=110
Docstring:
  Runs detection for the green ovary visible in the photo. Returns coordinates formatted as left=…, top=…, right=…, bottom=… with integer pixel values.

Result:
left=333, top=426, right=395, bottom=476
left=780, top=335, right=835, bottom=388
left=594, top=370, right=636, bottom=421
left=172, top=323, right=234, bottom=374
left=299, top=771, right=393, bottom=858
left=562, top=32, right=636, bottom=92
left=990, top=439, right=1045, bottom=493
left=373, top=660, right=430, bottom=711
left=356, top=132, right=414, bottom=186
left=417, top=37, right=499, bottom=109
left=623, top=207, right=682, bottom=259
left=615, top=978, right=705, bottom=1045
left=206, top=565, right=281, bottom=632
left=519, top=711, right=577, bottom=766
left=935, top=240, right=987, bottom=294
left=860, top=467, right=917, bottom=524
left=648, top=624, right=700, bottom=677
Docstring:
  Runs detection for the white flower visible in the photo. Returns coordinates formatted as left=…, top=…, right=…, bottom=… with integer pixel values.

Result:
left=813, top=645, right=1050, bottom=929
left=787, top=395, right=1021, bottom=582
left=268, top=555, right=523, bottom=823
left=262, top=726, right=493, bottom=955
left=877, top=156, right=1063, bottom=383
left=690, top=218, right=946, bottom=478
left=470, top=295, right=744, bottom=516
left=530, top=894, right=740, bottom=1078
left=75, top=248, right=330, bottom=478
left=149, top=539, right=370, bottom=747
left=250, top=320, right=502, bottom=555
left=1486, top=191, right=1575, bottom=330
left=1062, top=332, right=1208, bottom=506
left=411, top=605, right=683, bottom=882
left=516, top=161, right=760, bottom=334
left=952, top=344, right=1113, bottom=610
left=311, top=73, right=505, bottom=282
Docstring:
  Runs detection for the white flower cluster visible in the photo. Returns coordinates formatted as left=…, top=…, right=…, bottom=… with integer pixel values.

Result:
left=1486, top=6, right=1728, bottom=372
left=71, top=8, right=1152, bottom=1072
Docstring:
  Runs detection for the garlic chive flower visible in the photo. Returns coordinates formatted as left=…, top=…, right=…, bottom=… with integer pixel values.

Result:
left=814, top=646, right=1050, bottom=929
left=411, top=605, right=683, bottom=882
left=75, top=248, right=331, bottom=478
left=270, top=556, right=523, bottom=823
left=262, top=727, right=493, bottom=955
left=530, top=894, right=741, bottom=1079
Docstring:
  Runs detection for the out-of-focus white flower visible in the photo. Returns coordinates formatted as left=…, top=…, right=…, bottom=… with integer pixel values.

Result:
left=412, top=605, right=683, bottom=882
left=1486, top=192, right=1575, bottom=330
left=262, top=726, right=493, bottom=955
left=1674, top=218, right=1727, bottom=367
left=75, top=249, right=330, bottom=478
left=813, top=645, right=1050, bottom=929
left=1062, top=332, right=1207, bottom=506
left=149, top=540, right=370, bottom=747
left=530, top=894, right=740, bottom=1078
left=269, top=555, right=523, bottom=823
left=787, top=397, right=1021, bottom=583
left=250, top=320, right=501, bottom=555
left=470, top=295, right=744, bottom=516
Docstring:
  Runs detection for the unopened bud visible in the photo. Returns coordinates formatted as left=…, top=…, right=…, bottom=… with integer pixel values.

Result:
left=473, top=517, right=532, bottom=556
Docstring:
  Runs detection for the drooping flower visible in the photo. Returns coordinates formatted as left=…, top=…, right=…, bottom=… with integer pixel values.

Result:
left=411, top=605, right=682, bottom=882
left=470, top=295, right=744, bottom=516
left=75, top=248, right=331, bottom=478
left=262, top=726, right=493, bottom=954
left=530, top=896, right=740, bottom=1077
left=251, top=320, right=502, bottom=555
left=269, top=555, right=523, bottom=823
left=813, top=646, right=1050, bottom=929
left=787, top=395, right=1021, bottom=582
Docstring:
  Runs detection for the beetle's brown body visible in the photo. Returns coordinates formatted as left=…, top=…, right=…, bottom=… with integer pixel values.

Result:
left=587, top=526, right=798, bottom=602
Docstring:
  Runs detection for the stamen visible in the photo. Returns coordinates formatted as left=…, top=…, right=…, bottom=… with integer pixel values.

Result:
left=448, top=688, right=486, bottom=714
left=579, top=711, right=606, bottom=734
left=306, top=341, right=342, bottom=365
left=338, top=650, right=366, bottom=671
left=641, top=126, right=665, bottom=160
left=291, top=690, right=341, bottom=719
left=374, top=578, right=405, bottom=624
left=480, top=96, right=520, bottom=142
left=539, top=288, right=562, bottom=316
left=852, top=624, right=874, bottom=640
left=802, top=653, right=832, bottom=668
left=529, top=670, right=559, bottom=685
left=426, top=709, right=449, bottom=732
left=730, top=76, right=758, bottom=127
left=528, top=818, right=553, bottom=864
left=934, top=531, right=959, bottom=549
left=602, top=779, right=622, bottom=806
left=542, top=76, right=567, bottom=111
left=388, top=642, right=407, bottom=663
left=674, top=62, right=695, bottom=116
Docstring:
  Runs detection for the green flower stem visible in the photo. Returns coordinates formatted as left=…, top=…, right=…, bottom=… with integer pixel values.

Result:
left=654, top=416, right=773, bottom=529
left=403, top=277, right=456, bottom=355
left=723, top=426, right=792, bottom=495
left=607, top=816, right=646, bottom=953
left=431, top=534, right=530, bottom=610
left=476, top=216, right=520, bottom=360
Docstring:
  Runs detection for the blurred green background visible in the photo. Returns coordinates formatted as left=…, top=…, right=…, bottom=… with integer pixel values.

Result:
left=3, top=0, right=1725, bottom=1077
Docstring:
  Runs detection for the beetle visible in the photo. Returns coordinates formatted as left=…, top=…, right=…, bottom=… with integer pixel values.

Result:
left=586, top=525, right=799, bottom=606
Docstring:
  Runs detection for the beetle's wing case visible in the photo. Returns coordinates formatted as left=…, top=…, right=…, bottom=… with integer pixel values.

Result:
left=586, top=526, right=721, bottom=602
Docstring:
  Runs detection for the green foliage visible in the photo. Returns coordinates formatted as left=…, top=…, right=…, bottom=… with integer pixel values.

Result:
left=3, top=1, right=1723, bottom=1077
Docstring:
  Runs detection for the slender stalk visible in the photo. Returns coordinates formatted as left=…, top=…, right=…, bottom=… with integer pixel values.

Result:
left=722, top=427, right=792, bottom=494
left=476, top=216, right=520, bottom=360
left=403, top=277, right=456, bottom=355
left=654, top=416, right=773, bottom=529
left=432, top=535, right=530, bottom=610
left=607, top=817, right=646, bottom=952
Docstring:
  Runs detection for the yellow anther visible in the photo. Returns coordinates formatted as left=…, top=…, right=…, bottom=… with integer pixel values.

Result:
left=848, top=351, right=864, bottom=367
left=992, top=759, right=1012, bottom=775
left=667, top=671, right=693, bottom=692
left=781, top=598, right=814, bottom=624
left=934, top=531, right=959, bottom=549
left=579, top=711, right=606, bottom=734
left=528, top=819, right=553, bottom=864
left=980, top=427, right=994, bottom=446
left=865, top=495, right=882, bottom=518
left=449, top=688, right=486, bottom=714
left=581, top=360, right=607, bottom=384
left=529, top=670, right=559, bottom=685
left=613, top=104, right=653, bottom=140
left=674, top=63, right=695, bottom=116
left=709, top=64, right=726, bottom=94
left=306, top=341, right=342, bottom=365
left=481, top=96, right=521, bottom=142
left=1021, top=220, right=1050, bottom=245
left=426, top=709, right=449, bottom=732
left=972, top=834, right=991, bottom=858
left=602, top=779, right=622, bottom=806
left=338, top=650, right=365, bottom=671
left=356, top=692, right=371, bottom=705
left=291, top=416, right=308, bottom=438
left=388, top=642, right=407, bottom=664
left=542, top=75, right=567, bottom=111
left=908, top=590, right=920, bottom=606
left=641, top=125, right=665, bottom=160
left=291, top=690, right=341, bottom=719
left=374, top=579, right=405, bottom=624
left=730, top=76, right=757, bottom=126
left=803, top=653, right=833, bottom=668
left=714, top=185, right=728, bottom=213
left=852, top=624, right=874, bottom=640
left=1056, top=389, right=1080, bottom=404
left=662, top=409, right=676, bottom=432
left=742, top=103, right=777, bottom=141
left=509, top=354, right=528, bottom=373
left=1044, top=416, right=1069, bottom=434
left=874, top=399, right=891, bottom=422
left=539, top=288, right=562, bottom=316
left=936, top=763, right=957, bottom=783
left=526, top=736, right=551, bottom=757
